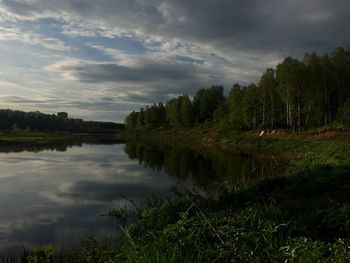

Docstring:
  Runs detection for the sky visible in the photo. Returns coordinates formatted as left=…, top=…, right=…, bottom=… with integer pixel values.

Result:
left=0, top=0, right=349, bottom=122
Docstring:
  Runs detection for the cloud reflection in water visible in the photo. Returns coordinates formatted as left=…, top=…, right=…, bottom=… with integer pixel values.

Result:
left=0, top=143, right=180, bottom=255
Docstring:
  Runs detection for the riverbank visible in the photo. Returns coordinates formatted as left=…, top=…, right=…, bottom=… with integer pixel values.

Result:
left=125, top=125, right=350, bottom=169
left=0, top=131, right=125, bottom=143
left=21, top=128, right=350, bottom=262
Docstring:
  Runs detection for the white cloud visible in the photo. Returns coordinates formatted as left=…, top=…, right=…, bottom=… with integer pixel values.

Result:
left=61, top=22, right=97, bottom=37
left=0, top=25, right=71, bottom=51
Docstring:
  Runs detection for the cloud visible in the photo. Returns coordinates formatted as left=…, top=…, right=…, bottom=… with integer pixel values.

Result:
left=61, top=22, right=97, bottom=37
left=1, top=0, right=349, bottom=54
left=0, top=95, right=60, bottom=105
left=43, top=58, right=218, bottom=109
left=47, top=58, right=209, bottom=83
left=0, top=25, right=71, bottom=51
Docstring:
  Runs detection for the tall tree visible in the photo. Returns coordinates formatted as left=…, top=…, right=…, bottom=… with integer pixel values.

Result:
left=193, top=86, right=224, bottom=122
left=137, top=107, right=145, bottom=127
left=242, top=84, right=261, bottom=129
left=213, top=103, right=230, bottom=129
left=320, top=54, right=333, bottom=125
left=125, top=111, right=138, bottom=129
left=304, top=52, right=328, bottom=128
left=259, top=68, right=279, bottom=129
left=228, top=84, right=244, bottom=129
left=331, top=47, right=350, bottom=123
left=179, top=95, right=194, bottom=128
left=165, top=98, right=181, bottom=128
left=276, top=57, right=301, bottom=130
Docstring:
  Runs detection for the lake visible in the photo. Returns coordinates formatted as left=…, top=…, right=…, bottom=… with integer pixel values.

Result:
left=0, top=139, right=288, bottom=256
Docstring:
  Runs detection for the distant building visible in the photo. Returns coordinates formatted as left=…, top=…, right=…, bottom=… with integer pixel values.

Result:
left=57, top=112, right=68, bottom=119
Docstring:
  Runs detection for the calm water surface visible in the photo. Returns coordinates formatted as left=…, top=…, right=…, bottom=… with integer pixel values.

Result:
left=0, top=140, right=287, bottom=255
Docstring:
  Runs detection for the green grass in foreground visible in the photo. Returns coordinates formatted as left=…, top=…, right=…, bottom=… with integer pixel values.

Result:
left=55, top=165, right=349, bottom=262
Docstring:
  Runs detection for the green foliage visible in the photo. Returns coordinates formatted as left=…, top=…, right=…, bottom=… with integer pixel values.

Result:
left=105, top=208, right=132, bottom=228
left=144, top=104, right=166, bottom=126
left=193, top=86, right=224, bottom=123
left=213, top=103, right=229, bottom=129
left=178, top=95, right=194, bottom=128
left=118, top=163, right=350, bottom=262
left=259, top=68, right=284, bottom=129
left=125, top=111, right=138, bottom=129
left=165, top=96, right=194, bottom=128
left=280, top=238, right=350, bottom=263
left=0, top=109, right=124, bottom=133
left=242, top=83, right=261, bottom=129
left=26, top=245, right=54, bottom=263
left=165, top=98, right=181, bottom=128
left=62, top=236, right=121, bottom=263
left=227, top=83, right=244, bottom=129
left=137, top=108, right=145, bottom=127
left=276, top=56, right=302, bottom=130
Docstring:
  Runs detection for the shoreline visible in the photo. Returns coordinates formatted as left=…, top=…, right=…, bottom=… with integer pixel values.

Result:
left=0, top=131, right=125, bottom=143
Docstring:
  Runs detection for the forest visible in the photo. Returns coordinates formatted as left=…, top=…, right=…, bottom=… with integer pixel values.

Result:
left=125, top=47, right=350, bottom=131
left=0, top=109, right=124, bottom=134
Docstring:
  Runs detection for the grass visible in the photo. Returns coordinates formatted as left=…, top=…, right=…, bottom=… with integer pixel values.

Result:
left=112, top=163, right=349, bottom=262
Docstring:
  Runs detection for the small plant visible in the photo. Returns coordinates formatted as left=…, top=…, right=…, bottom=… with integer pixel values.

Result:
left=25, top=245, right=54, bottom=263
left=104, top=208, right=131, bottom=228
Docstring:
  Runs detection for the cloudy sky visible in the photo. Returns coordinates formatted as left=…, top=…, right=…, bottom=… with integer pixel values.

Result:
left=0, top=0, right=349, bottom=122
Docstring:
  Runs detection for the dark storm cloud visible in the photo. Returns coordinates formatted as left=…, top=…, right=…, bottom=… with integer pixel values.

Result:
left=50, top=57, right=227, bottom=105
left=159, top=0, right=350, bottom=53
left=53, top=59, right=207, bottom=83
left=2, top=0, right=349, bottom=54
left=0, top=0, right=163, bottom=31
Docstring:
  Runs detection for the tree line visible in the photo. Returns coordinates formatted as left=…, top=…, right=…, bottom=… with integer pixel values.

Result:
left=125, top=47, right=350, bottom=131
left=0, top=109, right=124, bottom=133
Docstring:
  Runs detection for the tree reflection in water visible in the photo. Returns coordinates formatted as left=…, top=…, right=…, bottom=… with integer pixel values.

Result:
left=124, top=141, right=289, bottom=197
